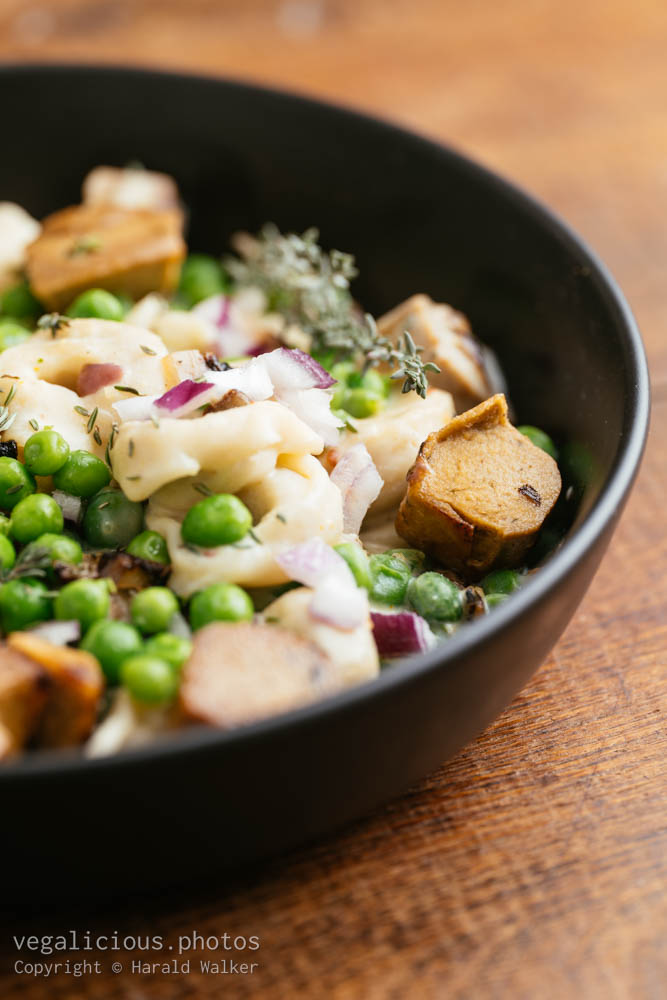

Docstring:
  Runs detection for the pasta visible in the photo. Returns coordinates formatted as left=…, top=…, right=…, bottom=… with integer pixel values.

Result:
left=0, top=165, right=562, bottom=759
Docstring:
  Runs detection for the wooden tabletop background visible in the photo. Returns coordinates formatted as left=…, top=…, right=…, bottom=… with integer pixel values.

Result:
left=1, top=0, right=665, bottom=997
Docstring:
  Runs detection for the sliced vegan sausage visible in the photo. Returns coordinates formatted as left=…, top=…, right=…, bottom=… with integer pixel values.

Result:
left=395, top=394, right=561, bottom=577
left=26, top=203, right=185, bottom=311
left=377, top=294, right=501, bottom=412
left=8, top=632, right=104, bottom=748
left=180, top=622, right=344, bottom=729
left=0, top=645, right=50, bottom=758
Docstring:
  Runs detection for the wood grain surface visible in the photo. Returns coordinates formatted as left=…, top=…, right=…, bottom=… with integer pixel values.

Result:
left=0, top=1, right=665, bottom=997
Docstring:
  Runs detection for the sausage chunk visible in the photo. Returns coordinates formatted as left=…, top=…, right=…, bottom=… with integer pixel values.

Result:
left=82, top=165, right=181, bottom=212
left=180, top=622, right=343, bottom=729
left=0, top=646, right=50, bottom=758
left=377, top=294, right=501, bottom=412
left=7, top=632, right=104, bottom=748
left=396, top=394, right=561, bottom=577
left=26, top=203, right=185, bottom=311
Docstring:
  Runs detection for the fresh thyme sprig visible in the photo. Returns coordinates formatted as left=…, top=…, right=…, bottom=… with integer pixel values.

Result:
left=227, top=225, right=440, bottom=397
left=367, top=325, right=441, bottom=399
left=37, top=313, right=70, bottom=337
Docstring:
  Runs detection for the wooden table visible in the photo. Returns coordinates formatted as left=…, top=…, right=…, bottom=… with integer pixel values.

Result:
left=1, top=1, right=665, bottom=996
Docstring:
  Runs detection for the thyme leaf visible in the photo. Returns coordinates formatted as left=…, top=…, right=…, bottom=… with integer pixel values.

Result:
left=37, top=313, right=69, bottom=337
left=228, top=225, right=439, bottom=396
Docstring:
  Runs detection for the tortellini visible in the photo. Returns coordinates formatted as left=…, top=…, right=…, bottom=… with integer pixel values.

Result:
left=337, top=388, right=455, bottom=519
left=0, top=319, right=173, bottom=456
left=147, top=454, right=344, bottom=595
left=111, top=401, right=325, bottom=500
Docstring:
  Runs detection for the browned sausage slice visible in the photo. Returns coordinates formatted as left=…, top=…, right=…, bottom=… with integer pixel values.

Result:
left=0, top=645, right=50, bottom=758
left=180, top=622, right=344, bottom=729
left=395, top=394, right=561, bottom=577
left=7, top=633, right=104, bottom=748
left=26, top=203, right=185, bottom=311
left=377, top=294, right=499, bottom=412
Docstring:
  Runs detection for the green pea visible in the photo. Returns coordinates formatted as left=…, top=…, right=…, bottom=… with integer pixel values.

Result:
left=66, top=288, right=125, bottom=321
left=23, top=532, right=82, bottom=567
left=481, top=569, right=522, bottom=596
left=407, top=572, right=462, bottom=622
left=178, top=254, right=229, bottom=306
left=121, top=655, right=179, bottom=703
left=361, top=368, right=389, bottom=397
left=334, top=542, right=372, bottom=590
left=181, top=493, right=252, bottom=548
left=130, top=587, right=179, bottom=635
left=0, top=534, right=16, bottom=570
left=0, top=578, right=52, bottom=633
left=369, top=555, right=412, bottom=605
left=189, top=583, right=253, bottom=630
left=80, top=619, right=143, bottom=684
left=127, top=530, right=169, bottom=564
left=0, top=514, right=9, bottom=535
left=485, top=593, right=508, bottom=610
left=338, top=387, right=384, bottom=419
left=53, top=450, right=111, bottom=498
left=0, top=319, right=31, bottom=351
left=54, top=578, right=110, bottom=631
left=82, top=489, right=144, bottom=549
left=517, top=425, right=558, bottom=460
left=0, top=457, right=35, bottom=509
left=10, top=493, right=64, bottom=544
left=0, top=280, right=41, bottom=320
left=115, top=293, right=133, bottom=315
left=143, top=633, right=192, bottom=672
left=23, top=429, right=70, bottom=476
left=330, top=361, right=358, bottom=385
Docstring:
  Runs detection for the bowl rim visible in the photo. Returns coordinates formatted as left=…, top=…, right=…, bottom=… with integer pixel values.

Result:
left=0, top=62, right=650, bottom=781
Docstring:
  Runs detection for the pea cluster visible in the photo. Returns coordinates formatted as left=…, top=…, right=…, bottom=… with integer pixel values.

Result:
left=330, top=362, right=390, bottom=419
left=334, top=541, right=528, bottom=633
left=0, top=425, right=256, bottom=705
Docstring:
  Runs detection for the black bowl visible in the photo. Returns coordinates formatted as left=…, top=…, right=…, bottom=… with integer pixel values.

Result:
left=0, top=64, right=649, bottom=901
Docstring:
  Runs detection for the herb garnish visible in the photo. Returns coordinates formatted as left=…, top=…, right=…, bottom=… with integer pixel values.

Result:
left=114, top=385, right=140, bottom=395
left=86, top=407, right=99, bottom=434
left=228, top=225, right=440, bottom=397
left=193, top=482, right=214, bottom=497
left=68, top=234, right=102, bottom=257
left=37, top=313, right=69, bottom=337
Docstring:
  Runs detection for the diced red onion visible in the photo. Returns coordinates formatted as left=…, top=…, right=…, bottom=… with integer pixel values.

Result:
left=27, top=620, right=81, bottom=646
left=206, top=360, right=274, bottom=402
left=77, top=363, right=123, bottom=396
left=192, top=294, right=230, bottom=331
left=277, top=387, right=340, bottom=446
left=330, top=443, right=383, bottom=534
left=370, top=611, right=434, bottom=658
left=276, top=539, right=366, bottom=631
left=154, top=379, right=217, bottom=417
left=260, top=347, right=335, bottom=391
left=193, top=295, right=262, bottom=357
left=52, top=490, right=82, bottom=523
left=275, top=538, right=351, bottom=588
left=309, top=573, right=367, bottom=630
left=112, top=360, right=273, bottom=423
left=112, top=394, right=159, bottom=422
